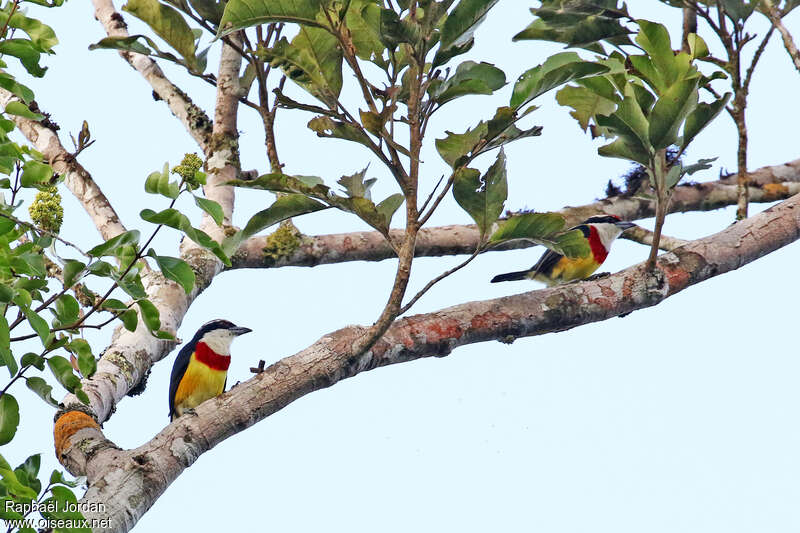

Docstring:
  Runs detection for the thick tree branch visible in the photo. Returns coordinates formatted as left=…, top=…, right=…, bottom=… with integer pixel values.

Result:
left=73, top=191, right=800, bottom=533
left=0, top=90, right=126, bottom=240
left=91, top=0, right=214, bottom=151
left=229, top=159, right=800, bottom=270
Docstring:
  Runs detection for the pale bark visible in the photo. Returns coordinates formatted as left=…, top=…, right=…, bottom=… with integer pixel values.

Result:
left=229, top=159, right=800, bottom=270
left=762, top=1, right=800, bottom=73
left=71, top=191, right=800, bottom=533
left=0, top=90, right=126, bottom=240
left=91, top=0, right=214, bottom=151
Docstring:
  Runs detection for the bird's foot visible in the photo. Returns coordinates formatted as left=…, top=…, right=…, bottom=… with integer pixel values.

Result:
left=585, top=272, right=610, bottom=282
left=183, top=408, right=198, bottom=418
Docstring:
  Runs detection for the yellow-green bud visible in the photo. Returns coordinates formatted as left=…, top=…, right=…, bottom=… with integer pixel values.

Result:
left=172, top=153, right=204, bottom=189
left=28, top=186, right=63, bottom=233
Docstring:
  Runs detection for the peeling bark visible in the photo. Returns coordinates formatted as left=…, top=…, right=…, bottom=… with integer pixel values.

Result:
left=70, top=192, right=800, bottom=533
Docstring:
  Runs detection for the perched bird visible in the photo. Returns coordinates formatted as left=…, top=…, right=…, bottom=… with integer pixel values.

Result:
left=168, top=319, right=252, bottom=421
left=491, top=215, right=635, bottom=286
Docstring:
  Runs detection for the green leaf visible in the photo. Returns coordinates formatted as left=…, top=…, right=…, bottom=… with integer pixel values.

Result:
left=307, top=116, right=373, bottom=147
left=87, top=230, right=141, bottom=257
left=194, top=196, right=224, bottom=226
left=137, top=299, right=161, bottom=332
left=0, top=39, right=45, bottom=77
left=375, top=194, right=404, bottom=227
left=0, top=74, right=34, bottom=104
left=62, top=260, right=85, bottom=288
left=21, top=352, right=45, bottom=370
left=452, top=149, right=507, bottom=238
left=510, top=53, right=609, bottom=109
left=431, top=61, right=506, bottom=105
left=23, top=307, right=50, bottom=345
left=665, top=164, right=682, bottom=188
left=648, top=78, right=698, bottom=149
left=0, top=13, right=58, bottom=52
left=490, top=213, right=590, bottom=258
left=47, top=356, right=81, bottom=393
left=556, top=84, right=618, bottom=131
left=681, top=93, right=731, bottom=149
left=379, top=8, right=420, bottom=48
left=139, top=209, right=229, bottom=265
left=261, top=27, right=343, bottom=108
left=20, top=160, right=52, bottom=187
left=613, top=84, right=652, bottom=153
left=144, top=163, right=180, bottom=199
left=0, top=394, right=19, bottom=445
left=187, top=0, right=226, bottom=24
left=489, top=212, right=565, bottom=243
left=686, top=33, right=708, bottom=59
left=0, top=316, right=14, bottom=377
left=147, top=250, right=196, bottom=294
left=25, top=376, right=58, bottom=407
left=123, top=0, right=201, bottom=72
left=53, top=295, right=80, bottom=326
left=435, top=0, right=499, bottom=65
left=121, top=309, right=138, bottom=332
left=513, top=1, right=633, bottom=51
left=682, top=157, right=717, bottom=176
left=242, top=194, right=327, bottom=239
left=345, top=0, right=385, bottom=62
left=16, top=454, right=40, bottom=483
left=635, top=20, right=679, bottom=87
left=218, top=0, right=329, bottom=37
left=69, top=339, right=95, bottom=378
left=49, top=470, right=79, bottom=487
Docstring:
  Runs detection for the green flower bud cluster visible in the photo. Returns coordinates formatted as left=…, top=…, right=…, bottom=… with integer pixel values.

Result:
left=172, top=153, right=206, bottom=191
left=28, top=186, right=63, bottom=233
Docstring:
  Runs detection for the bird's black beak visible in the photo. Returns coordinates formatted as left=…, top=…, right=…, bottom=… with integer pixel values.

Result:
left=615, top=221, right=636, bottom=231
left=231, top=326, right=252, bottom=336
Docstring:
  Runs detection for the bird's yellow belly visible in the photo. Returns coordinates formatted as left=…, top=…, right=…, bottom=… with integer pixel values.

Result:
left=535, top=255, right=601, bottom=286
left=173, top=355, right=228, bottom=416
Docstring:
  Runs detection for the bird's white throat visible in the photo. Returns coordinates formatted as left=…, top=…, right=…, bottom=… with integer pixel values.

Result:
left=199, top=329, right=239, bottom=355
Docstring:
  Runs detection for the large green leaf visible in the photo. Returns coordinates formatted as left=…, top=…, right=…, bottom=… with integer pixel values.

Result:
left=147, top=250, right=196, bottom=294
left=0, top=39, right=45, bottom=77
left=218, top=0, right=328, bottom=37
left=345, top=0, right=385, bottom=63
left=0, top=13, right=58, bottom=52
left=513, top=0, right=633, bottom=51
left=0, top=394, right=19, bottom=445
left=0, top=316, right=14, bottom=378
left=556, top=84, right=618, bottom=131
left=307, top=116, right=373, bottom=147
left=123, top=0, right=201, bottom=72
left=489, top=212, right=590, bottom=258
left=47, top=356, right=81, bottom=393
left=452, top=149, right=507, bottom=238
left=139, top=209, right=229, bottom=265
left=430, top=61, right=506, bottom=105
left=25, top=376, right=58, bottom=406
left=510, top=52, right=609, bottom=109
left=681, top=93, right=731, bottom=150
left=648, top=78, right=698, bottom=149
left=434, top=0, right=499, bottom=66
left=87, top=230, right=141, bottom=257
left=223, top=194, right=328, bottom=255
left=261, top=28, right=342, bottom=108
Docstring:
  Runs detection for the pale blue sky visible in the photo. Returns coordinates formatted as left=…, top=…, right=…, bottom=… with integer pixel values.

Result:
left=6, top=2, right=800, bottom=531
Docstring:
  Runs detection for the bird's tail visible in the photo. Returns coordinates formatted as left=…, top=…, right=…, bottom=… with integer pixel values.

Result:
left=490, top=269, right=530, bottom=283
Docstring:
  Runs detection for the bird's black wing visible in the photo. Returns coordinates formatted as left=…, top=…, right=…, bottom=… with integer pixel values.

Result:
left=168, top=341, right=195, bottom=419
